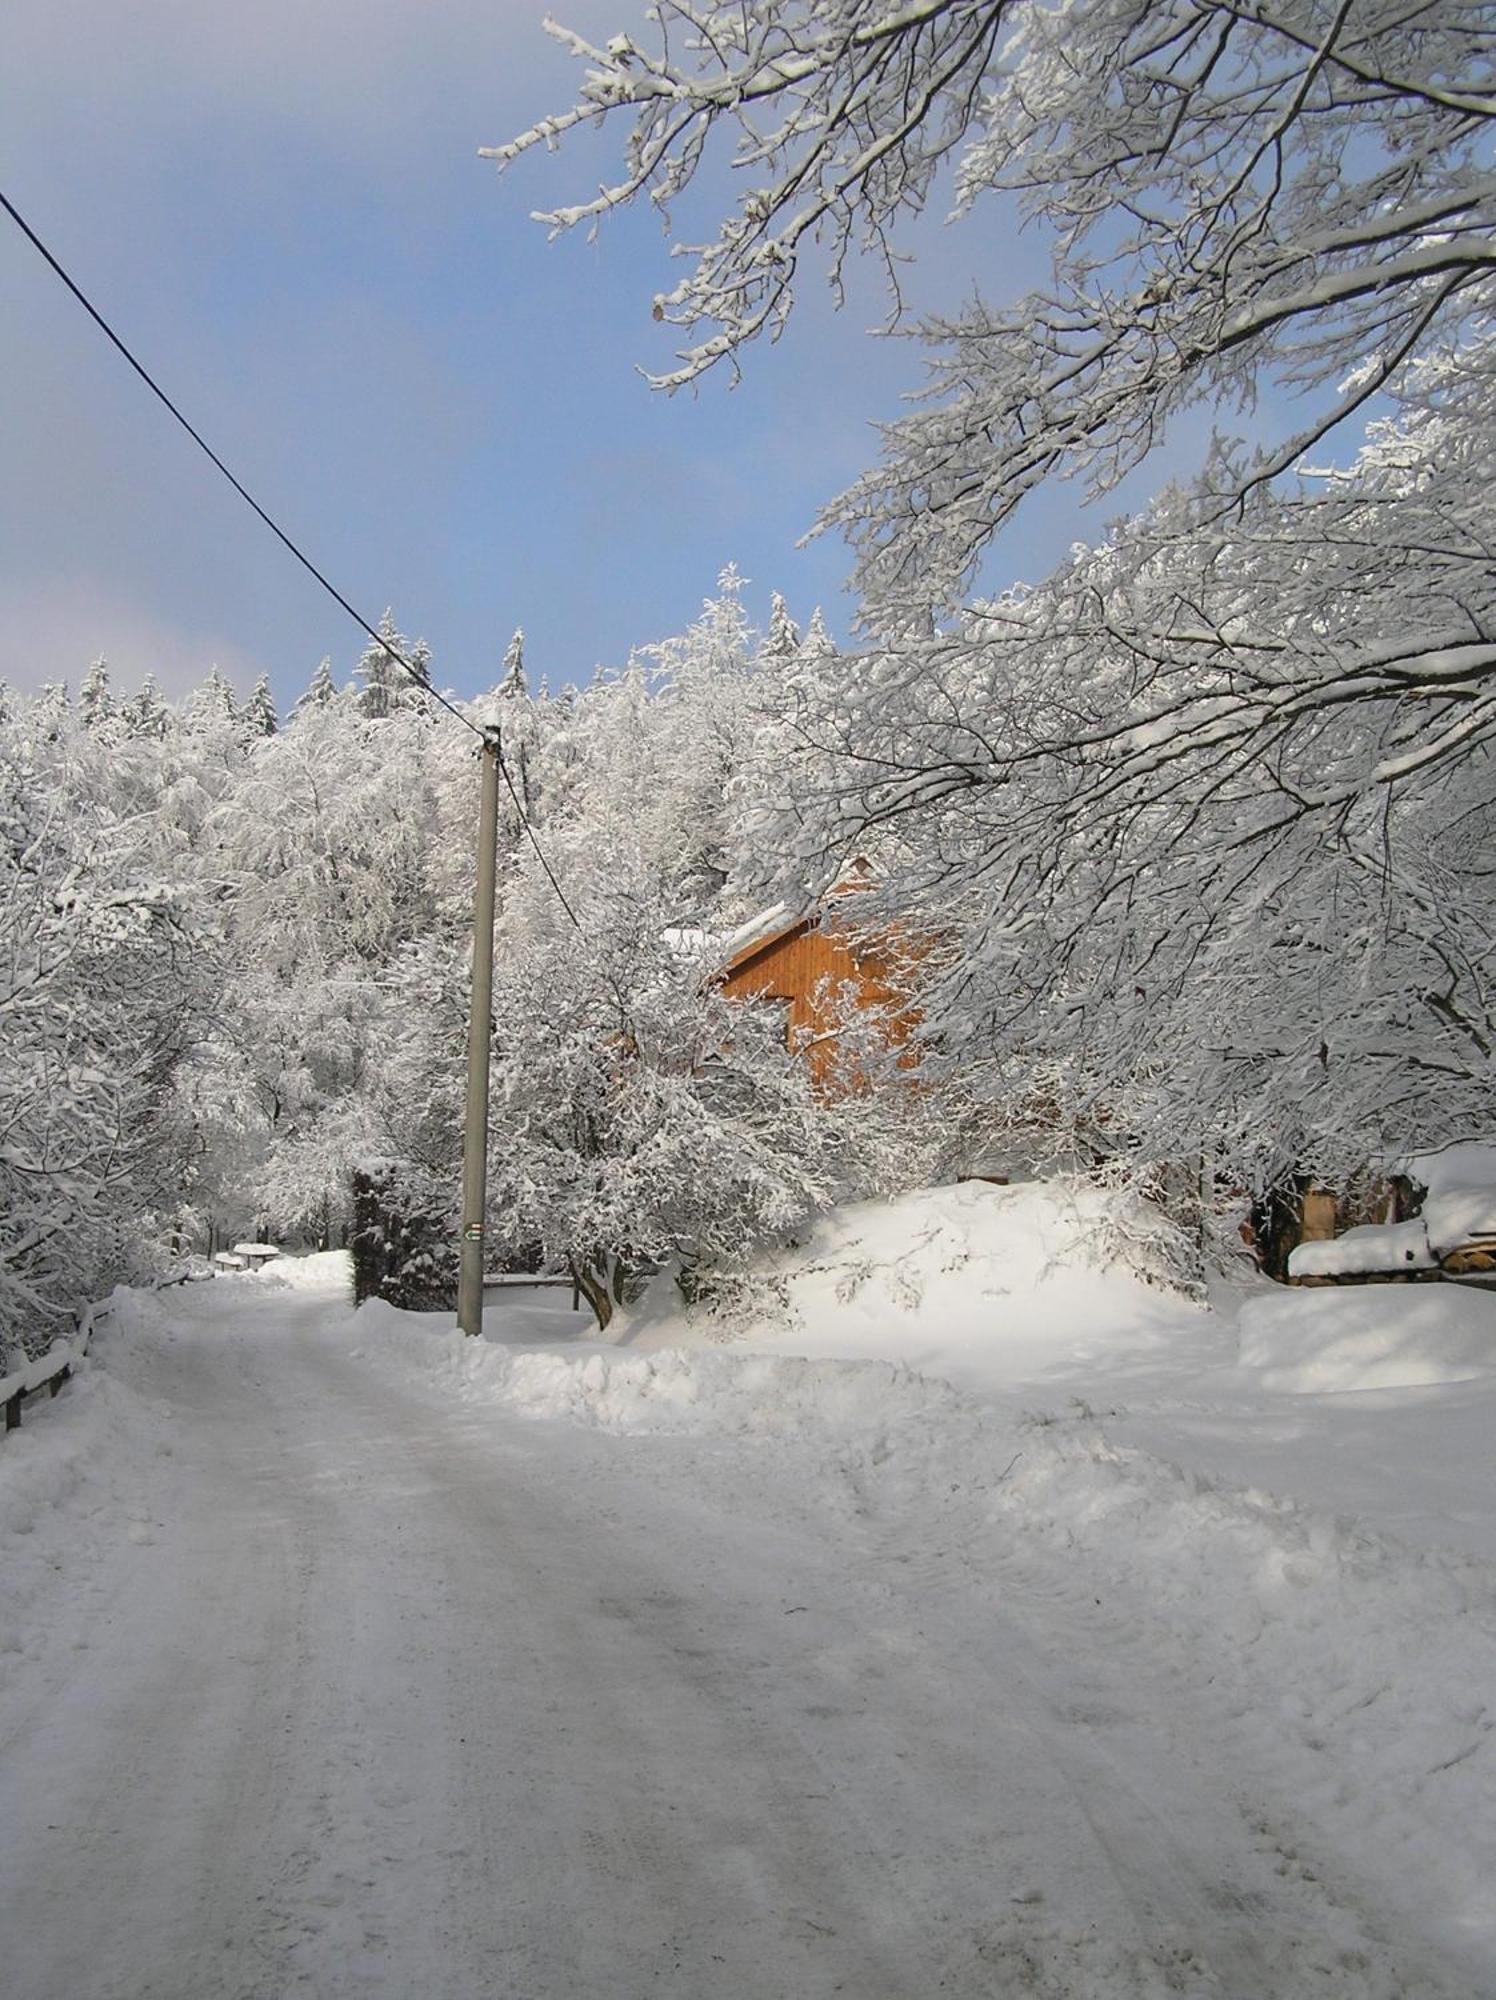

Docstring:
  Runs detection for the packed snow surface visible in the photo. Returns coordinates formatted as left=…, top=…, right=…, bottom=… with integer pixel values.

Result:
left=1239, top=1284, right=1496, bottom=1392
left=3, top=1192, right=1496, bottom=1997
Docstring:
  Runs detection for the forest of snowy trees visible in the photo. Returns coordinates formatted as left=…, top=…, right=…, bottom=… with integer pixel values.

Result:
left=3, top=0, right=1491, bottom=1357
left=0, top=585, right=947, bottom=1354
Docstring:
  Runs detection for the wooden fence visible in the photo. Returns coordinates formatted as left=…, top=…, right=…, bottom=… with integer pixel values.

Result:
left=1, top=1307, right=99, bottom=1436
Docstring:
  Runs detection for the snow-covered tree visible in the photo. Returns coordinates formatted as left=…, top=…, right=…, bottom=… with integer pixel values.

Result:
left=296, top=657, right=339, bottom=712
left=78, top=657, right=114, bottom=732
left=762, top=592, right=800, bottom=664
left=0, top=701, right=216, bottom=1350
left=122, top=673, right=169, bottom=740
left=498, top=628, right=527, bottom=700
left=187, top=666, right=237, bottom=730
left=206, top=696, right=446, bottom=1241
left=488, top=852, right=902, bottom=1327
left=244, top=674, right=279, bottom=738
left=356, top=612, right=432, bottom=721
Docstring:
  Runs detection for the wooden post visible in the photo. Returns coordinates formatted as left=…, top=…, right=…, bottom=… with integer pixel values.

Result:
left=457, top=729, right=503, bottom=1338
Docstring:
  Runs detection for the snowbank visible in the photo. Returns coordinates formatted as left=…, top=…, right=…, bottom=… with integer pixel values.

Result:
left=0, top=1289, right=179, bottom=1684
left=262, top=1249, right=354, bottom=1294
left=1239, top=1284, right=1496, bottom=1392
left=618, top=1178, right=1206, bottom=1396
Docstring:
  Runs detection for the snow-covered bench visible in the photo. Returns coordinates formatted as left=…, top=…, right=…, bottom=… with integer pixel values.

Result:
left=1288, top=1186, right=1496, bottom=1282
left=1289, top=1219, right=1435, bottom=1282
left=231, top=1243, right=283, bottom=1266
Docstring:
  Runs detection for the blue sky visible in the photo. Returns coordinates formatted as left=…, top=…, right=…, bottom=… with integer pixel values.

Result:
left=0, top=1, right=1186, bottom=711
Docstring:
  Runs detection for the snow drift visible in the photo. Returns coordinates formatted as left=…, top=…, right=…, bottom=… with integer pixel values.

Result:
left=617, top=1178, right=1205, bottom=1395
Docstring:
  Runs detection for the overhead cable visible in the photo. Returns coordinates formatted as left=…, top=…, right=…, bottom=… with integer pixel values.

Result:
left=2, top=185, right=586, bottom=933
left=492, top=732, right=582, bottom=929
left=0, top=185, right=481, bottom=739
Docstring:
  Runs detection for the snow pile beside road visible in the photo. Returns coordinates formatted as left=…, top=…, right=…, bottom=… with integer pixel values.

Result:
left=620, top=1178, right=1206, bottom=1394
left=356, top=1301, right=967, bottom=1438
left=0, top=1289, right=178, bottom=1682
left=260, top=1249, right=353, bottom=1294
left=1239, top=1285, right=1496, bottom=1392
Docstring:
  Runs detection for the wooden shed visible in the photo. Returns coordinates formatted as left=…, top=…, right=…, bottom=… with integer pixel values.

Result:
left=717, top=883, right=922, bottom=1092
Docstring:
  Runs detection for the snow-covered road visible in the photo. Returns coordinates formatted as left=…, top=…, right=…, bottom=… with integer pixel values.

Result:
left=0, top=1274, right=1488, bottom=1999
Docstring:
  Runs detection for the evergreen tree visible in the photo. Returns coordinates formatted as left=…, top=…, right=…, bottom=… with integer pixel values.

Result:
left=295, top=657, right=339, bottom=711
left=244, top=674, right=279, bottom=738
left=498, top=628, right=527, bottom=700
left=762, top=593, right=800, bottom=663
left=185, top=666, right=238, bottom=733
left=800, top=608, right=833, bottom=659
left=356, top=612, right=431, bottom=720
left=122, top=673, right=169, bottom=740
left=79, top=657, right=115, bottom=731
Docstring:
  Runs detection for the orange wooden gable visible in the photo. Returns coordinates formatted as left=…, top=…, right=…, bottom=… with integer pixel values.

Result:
left=718, top=896, right=920, bottom=1091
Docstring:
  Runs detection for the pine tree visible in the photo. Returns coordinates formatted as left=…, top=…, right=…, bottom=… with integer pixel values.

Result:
left=32, top=681, right=70, bottom=742
left=295, top=657, right=338, bottom=712
left=122, top=674, right=169, bottom=740
left=79, top=657, right=114, bottom=731
left=357, top=612, right=430, bottom=720
left=498, top=628, right=527, bottom=700
left=762, top=593, right=800, bottom=662
left=244, top=674, right=279, bottom=738
left=185, top=666, right=238, bottom=733
left=800, top=608, right=833, bottom=659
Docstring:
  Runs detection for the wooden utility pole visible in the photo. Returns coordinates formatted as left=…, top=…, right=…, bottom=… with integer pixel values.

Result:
left=457, top=728, right=502, bottom=1336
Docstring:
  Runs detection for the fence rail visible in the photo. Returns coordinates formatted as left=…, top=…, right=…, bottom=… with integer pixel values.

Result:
left=1, top=1308, right=97, bottom=1435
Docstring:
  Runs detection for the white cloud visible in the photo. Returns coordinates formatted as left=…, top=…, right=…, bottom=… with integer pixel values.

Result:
left=0, top=577, right=268, bottom=701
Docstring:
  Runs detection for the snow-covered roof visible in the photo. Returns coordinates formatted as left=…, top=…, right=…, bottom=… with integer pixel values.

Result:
left=1424, top=1188, right=1496, bottom=1259
left=719, top=900, right=802, bottom=968
left=1396, top=1140, right=1496, bottom=1197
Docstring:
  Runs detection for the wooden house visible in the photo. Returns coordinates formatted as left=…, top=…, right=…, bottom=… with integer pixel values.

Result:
left=716, top=879, right=923, bottom=1092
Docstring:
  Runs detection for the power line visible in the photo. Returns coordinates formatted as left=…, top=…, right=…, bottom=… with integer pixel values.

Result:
left=493, top=732, right=582, bottom=929
left=0, top=184, right=481, bottom=740
left=1, top=184, right=586, bottom=933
